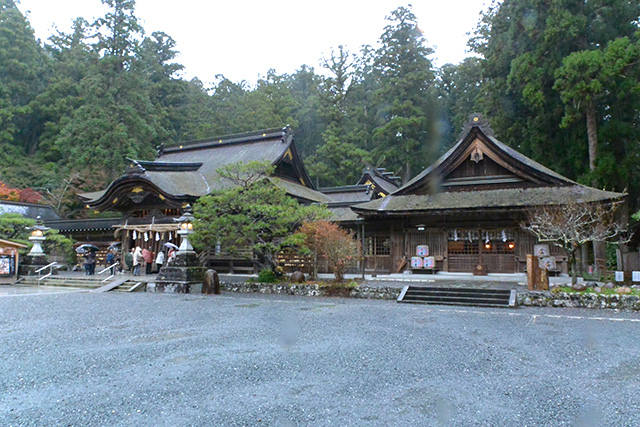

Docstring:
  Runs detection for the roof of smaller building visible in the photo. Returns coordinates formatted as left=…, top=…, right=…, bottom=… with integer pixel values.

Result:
left=0, top=239, right=27, bottom=248
left=320, top=185, right=373, bottom=204
left=357, top=167, right=401, bottom=194
left=0, top=201, right=60, bottom=221
left=327, top=206, right=362, bottom=223
left=45, top=217, right=122, bottom=232
left=352, top=185, right=624, bottom=215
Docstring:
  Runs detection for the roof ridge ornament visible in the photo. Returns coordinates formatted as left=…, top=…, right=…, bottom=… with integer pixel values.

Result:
left=281, top=125, right=292, bottom=142
left=460, top=113, right=495, bottom=139
left=125, top=159, right=146, bottom=175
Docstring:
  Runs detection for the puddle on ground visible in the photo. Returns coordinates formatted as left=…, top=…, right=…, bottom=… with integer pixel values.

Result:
left=134, top=332, right=195, bottom=343
left=298, top=304, right=337, bottom=312
left=235, top=303, right=261, bottom=308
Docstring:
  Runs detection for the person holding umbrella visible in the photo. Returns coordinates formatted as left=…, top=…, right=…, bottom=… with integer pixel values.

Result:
left=164, top=242, right=178, bottom=264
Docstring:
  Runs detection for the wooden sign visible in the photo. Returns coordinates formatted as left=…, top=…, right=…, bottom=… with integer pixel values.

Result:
left=534, top=244, right=550, bottom=258
left=539, top=256, right=556, bottom=271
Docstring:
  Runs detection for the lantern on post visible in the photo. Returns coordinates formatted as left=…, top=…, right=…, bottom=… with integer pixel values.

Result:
left=26, top=216, right=49, bottom=257
left=174, top=205, right=195, bottom=255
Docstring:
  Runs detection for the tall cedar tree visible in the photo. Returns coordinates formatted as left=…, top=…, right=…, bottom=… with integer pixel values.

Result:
left=373, top=5, right=438, bottom=183
left=471, top=0, right=640, bottom=201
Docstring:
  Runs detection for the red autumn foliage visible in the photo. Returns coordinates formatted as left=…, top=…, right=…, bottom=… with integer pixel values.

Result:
left=298, top=220, right=361, bottom=281
left=0, top=181, right=43, bottom=204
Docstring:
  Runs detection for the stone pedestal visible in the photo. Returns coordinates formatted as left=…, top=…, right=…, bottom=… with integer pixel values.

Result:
left=19, top=255, right=51, bottom=277
left=152, top=252, right=205, bottom=293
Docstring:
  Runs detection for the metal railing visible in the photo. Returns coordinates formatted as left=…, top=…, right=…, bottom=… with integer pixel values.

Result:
left=36, top=262, right=58, bottom=284
left=98, top=262, right=120, bottom=283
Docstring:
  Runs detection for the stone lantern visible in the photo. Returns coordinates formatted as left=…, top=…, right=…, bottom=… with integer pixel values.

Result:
left=153, top=205, right=205, bottom=293
left=20, top=216, right=50, bottom=276
left=175, top=206, right=195, bottom=255
left=27, top=218, right=49, bottom=257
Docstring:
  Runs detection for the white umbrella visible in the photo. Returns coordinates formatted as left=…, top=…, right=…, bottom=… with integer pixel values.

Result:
left=164, top=242, right=179, bottom=250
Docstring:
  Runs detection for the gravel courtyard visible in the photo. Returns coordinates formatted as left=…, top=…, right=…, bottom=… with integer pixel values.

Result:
left=1, top=290, right=640, bottom=426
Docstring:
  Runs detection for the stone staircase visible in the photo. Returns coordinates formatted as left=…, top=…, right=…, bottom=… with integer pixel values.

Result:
left=16, top=275, right=145, bottom=293
left=397, top=285, right=517, bottom=308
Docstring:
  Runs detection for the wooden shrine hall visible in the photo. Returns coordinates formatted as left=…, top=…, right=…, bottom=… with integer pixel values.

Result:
left=79, top=126, right=330, bottom=264
left=351, top=114, right=626, bottom=274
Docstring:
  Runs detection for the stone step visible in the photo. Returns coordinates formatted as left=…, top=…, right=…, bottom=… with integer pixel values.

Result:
left=398, top=286, right=516, bottom=308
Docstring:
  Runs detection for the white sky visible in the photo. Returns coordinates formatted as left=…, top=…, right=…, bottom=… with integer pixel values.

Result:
left=17, top=0, right=490, bottom=86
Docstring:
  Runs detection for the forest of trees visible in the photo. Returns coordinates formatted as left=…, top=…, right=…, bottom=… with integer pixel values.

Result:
left=1, top=0, right=639, bottom=218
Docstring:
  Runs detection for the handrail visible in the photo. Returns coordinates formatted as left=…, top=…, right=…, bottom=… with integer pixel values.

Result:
left=98, top=262, right=120, bottom=283
left=38, top=271, right=54, bottom=283
left=98, top=262, right=120, bottom=275
left=35, top=262, right=57, bottom=274
left=37, top=262, right=58, bottom=284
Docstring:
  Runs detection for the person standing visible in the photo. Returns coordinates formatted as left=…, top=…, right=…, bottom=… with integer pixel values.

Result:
left=87, top=251, right=96, bottom=275
left=125, top=248, right=134, bottom=273
left=142, top=247, right=153, bottom=275
left=154, top=250, right=165, bottom=273
left=106, top=248, right=116, bottom=275
left=133, top=246, right=143, bottom=276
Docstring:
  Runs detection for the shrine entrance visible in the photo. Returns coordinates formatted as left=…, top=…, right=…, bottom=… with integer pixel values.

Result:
left=447, top=229, right=516, bottom=274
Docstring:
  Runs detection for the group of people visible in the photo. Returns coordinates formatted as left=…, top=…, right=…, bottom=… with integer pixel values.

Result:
left=126, top=246, right=176, bottom=276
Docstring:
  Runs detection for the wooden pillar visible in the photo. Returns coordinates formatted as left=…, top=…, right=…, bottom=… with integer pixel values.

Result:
left=527, top=254, right=549, bottom=290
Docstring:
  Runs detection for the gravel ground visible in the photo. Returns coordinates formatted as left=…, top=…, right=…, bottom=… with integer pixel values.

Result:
left=1, top=291, right=640, bottom=426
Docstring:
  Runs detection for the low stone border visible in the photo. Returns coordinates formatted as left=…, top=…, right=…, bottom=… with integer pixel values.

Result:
left=518, top=291, right=640, bottom=310
left=221, top=281, right=401, bottom=300
left=154, top=280, right=640, bottom=311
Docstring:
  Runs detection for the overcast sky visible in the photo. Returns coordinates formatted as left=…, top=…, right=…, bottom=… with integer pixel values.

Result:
left=17, top=0, right=491, bottom=85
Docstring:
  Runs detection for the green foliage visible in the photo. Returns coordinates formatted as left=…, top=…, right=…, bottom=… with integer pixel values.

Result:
left=371, top=6, right=439, bottom=182
left=256, top=269, right=280, bottom=283
left=0, top=213, right=34, bottom=241
left=192, top=161, right=329, bottom=273
left=0, top=213, right=74, bottom=261
left=0, top=0, right=638, bottom=224
left=471, top=0, right=640, bottom=203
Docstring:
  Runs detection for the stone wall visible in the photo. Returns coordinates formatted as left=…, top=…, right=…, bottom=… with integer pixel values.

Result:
left=518, top=291, right=640, bottom=310
left=220, top=281, right=401, bottom=300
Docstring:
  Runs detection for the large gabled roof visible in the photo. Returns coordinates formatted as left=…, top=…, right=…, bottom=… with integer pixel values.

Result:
left=80, top=127, right=328, bottom=210
left=353, top=113, right=626, bottom=216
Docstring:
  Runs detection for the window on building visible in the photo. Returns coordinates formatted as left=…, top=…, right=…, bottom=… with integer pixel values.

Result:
left=365, top=235, right=391, bottom=256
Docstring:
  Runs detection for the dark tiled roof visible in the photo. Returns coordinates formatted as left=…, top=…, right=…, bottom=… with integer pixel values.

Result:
left=396, top=124, right=572, bottom=196
left=352, top=186, right=624, bottom=215
left=358, top=167, right=401, bottom=194
left=327, top=206, right=362, bottom=223
left=81, top=127, right=328, bottom=206
left=320, top=185, right=373, bottom=203
left=274, top=178, right=330, bottom=203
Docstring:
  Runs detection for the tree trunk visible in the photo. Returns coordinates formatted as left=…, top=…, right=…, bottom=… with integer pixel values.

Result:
left=569, top=248, right=578, bottom=286
left=585, top=99, right=598, bottom=178
left=593, top=240, right=607, bottom=281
